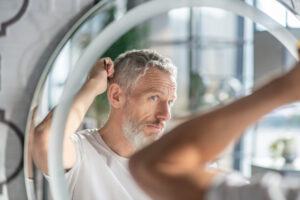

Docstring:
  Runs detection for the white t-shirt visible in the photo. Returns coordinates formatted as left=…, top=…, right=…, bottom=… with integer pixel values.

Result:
left=206, top=172, right=300, bottom=200
left=65, top=129, right=150, bottom=200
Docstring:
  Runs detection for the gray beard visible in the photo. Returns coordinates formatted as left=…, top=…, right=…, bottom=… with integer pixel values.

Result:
left=122, top=119, right=152, bottom=150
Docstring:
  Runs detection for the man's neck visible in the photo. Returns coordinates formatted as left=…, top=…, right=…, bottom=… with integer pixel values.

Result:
left=99, top=119, right=136, bottom=158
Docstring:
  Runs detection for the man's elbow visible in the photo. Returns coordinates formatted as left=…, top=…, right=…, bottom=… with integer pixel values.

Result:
left=129, top=153, right=145, bottom=181
left=129, top=152, right=158, bottom=190
left=129, top=154, right=166, bottom=199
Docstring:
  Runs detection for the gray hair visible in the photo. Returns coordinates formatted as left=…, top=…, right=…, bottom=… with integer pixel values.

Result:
left=110, top=49, right=177, bottom=94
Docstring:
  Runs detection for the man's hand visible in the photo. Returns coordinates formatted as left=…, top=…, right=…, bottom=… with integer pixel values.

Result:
left=88, top=57, right=114, bottom=95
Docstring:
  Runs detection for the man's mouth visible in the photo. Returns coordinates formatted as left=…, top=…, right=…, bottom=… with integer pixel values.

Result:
left=146, top=124, right=164, bottom=133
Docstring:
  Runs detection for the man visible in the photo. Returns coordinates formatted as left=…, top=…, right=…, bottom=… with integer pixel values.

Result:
left=129, top=59, right=300, bottom=199
left=33, top=49, right=177, bottom=199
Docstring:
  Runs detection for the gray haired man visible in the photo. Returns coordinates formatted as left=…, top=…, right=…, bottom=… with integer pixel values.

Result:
left=33, top=49, right=177, bottom=199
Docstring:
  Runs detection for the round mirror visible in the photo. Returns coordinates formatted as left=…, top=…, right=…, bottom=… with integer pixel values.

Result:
left=24, top=0, right=300, bottom=199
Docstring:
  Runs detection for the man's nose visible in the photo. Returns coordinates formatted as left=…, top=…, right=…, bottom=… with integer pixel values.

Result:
left=156, top=102, right=171, bottom=122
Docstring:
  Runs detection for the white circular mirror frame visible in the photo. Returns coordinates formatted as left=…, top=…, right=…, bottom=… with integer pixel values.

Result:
left=49, top=0, right=299, bottom=199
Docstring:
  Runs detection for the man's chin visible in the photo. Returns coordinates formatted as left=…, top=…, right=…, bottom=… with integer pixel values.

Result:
left=132, top=131, right=163, bottom=150
left=143, top=130, right=163, bottom=141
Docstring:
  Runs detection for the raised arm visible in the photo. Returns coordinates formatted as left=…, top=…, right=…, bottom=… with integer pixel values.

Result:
left=33, top=58, right=114, bottom=175
left=129, top=62, right=300, bottom=200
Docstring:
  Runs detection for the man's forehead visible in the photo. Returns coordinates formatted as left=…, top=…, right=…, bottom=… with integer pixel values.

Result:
left=134, top=68, right=177, bottom=96
left=141, top=68, right=176, bottom=84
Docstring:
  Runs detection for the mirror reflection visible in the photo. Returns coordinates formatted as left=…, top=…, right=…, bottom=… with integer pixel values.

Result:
left=25, top=0, right=300, bottom=199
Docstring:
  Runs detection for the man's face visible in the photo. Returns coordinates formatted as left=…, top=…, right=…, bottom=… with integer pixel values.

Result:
left=122, top=67, right=176, bottom=149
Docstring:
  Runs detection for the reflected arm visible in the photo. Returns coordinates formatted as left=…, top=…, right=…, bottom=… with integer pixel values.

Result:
left=129, top=63, right=300, bottom=200
left=33, top=58, right=114, bottom=175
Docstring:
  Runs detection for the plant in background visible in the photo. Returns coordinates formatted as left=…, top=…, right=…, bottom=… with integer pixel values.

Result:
left=269, top=137, right=297, bottom=164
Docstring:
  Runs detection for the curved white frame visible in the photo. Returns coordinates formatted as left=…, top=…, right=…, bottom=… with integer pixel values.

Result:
left=49, top=0, right=299, bottom=199
left=23, top=1, right=116, bottom=199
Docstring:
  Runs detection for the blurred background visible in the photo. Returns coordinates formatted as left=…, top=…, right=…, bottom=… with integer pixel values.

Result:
left=1, top=0, right=300, bottom=199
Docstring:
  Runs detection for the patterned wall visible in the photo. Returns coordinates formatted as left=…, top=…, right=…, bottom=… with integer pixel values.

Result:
left=0, top=0, right=94, bottom=199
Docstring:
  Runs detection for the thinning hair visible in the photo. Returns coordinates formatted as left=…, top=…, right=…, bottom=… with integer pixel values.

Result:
left=110, top=49, right=177, bottom=94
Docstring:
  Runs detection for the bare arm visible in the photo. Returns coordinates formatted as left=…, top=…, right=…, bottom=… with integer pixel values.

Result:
left=33, top=58, right=114, bottom=175
left=129, top=62, right=300, bottom=200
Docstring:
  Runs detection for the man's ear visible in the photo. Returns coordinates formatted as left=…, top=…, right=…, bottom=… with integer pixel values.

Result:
left=107, top=83, right=126, bottom=109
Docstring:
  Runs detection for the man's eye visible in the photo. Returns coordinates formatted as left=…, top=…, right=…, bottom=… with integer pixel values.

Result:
left=168, top=101, right=173, bottom=106
left=150, top=96, right=157, bottom=101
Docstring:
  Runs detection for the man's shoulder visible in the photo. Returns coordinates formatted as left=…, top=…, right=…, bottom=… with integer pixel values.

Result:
left=70, top=128, right=112, bottom=163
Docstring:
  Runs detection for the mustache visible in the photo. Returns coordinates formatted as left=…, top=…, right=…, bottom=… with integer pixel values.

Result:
left=145, top=120, right=165, bottom=128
